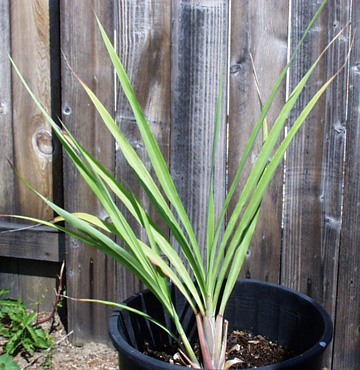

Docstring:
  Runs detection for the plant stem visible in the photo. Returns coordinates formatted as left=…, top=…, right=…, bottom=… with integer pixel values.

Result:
left=35, top=261, right=65, bottom=326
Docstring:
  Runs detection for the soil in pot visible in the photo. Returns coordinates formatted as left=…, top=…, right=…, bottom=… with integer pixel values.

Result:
left=144, top=329, right=293, bottom=368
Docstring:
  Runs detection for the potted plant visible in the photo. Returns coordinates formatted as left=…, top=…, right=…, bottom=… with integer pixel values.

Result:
left=109, top=279, right=333, bottom=370
left=8, top=0, right=346, bottom=368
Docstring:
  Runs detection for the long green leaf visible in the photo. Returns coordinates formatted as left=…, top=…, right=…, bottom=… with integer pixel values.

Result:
left=63, top=296, right=178, bottom=340
left=212, top=23, right=345, bottom=301
left=207, top=0, right=330, bottom=289
left=8, top=155, right=199, bottom=362
left=96, top=17, right=206, bottom=287
left=216, top=52, right=347, bottom=308
left=76, top=73, right=207, bottom=296
left=206, top=66, right=224, bottom=278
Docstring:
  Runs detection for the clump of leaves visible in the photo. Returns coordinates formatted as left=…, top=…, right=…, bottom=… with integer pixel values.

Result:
left=0, top=354, right=20, bottom=370
left=0, top=289, right=52, bottom=356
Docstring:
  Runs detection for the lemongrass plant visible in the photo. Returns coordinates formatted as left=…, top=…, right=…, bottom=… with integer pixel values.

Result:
left=9, top=0, right=347, bottom=368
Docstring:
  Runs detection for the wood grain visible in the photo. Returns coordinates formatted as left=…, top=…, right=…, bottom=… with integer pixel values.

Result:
left=0, top=0, right=60, bottom=312
left=282, top=1, right=351, bottom=368
left=10, top=0, right=53, bottom=220
left=0, top=0, right=15, bottom=215
left=0, top=222, right=64, bottom=262
left=229, top=0, right=288, bottom=282
left=171, top=0, right=228, bottom=263
left=0, top=0, right=19, bottom=307
left=60, top=0, right=115, bottom=344
left=0, top=257, right=61, bottom=311
left=282, top=0, right=329, bottom=295
left=333, top=2, right=360, bottom=368
left=115, top=0, right=171, bottom=298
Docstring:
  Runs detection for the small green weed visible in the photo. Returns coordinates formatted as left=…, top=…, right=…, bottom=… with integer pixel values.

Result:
left=0, top=353, right=20, bottom=370
left=0, top=289, right=53, bottom=356
left=42, top=351, right=54, bottom=369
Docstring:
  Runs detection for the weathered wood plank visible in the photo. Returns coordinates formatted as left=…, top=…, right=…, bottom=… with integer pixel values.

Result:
left=0, top=0, right=61, bottom=312
left=0, top=259, right=18, bottom=297
left=229, top=0, right=289, bottom=282
left=333, top=2, right=360, bottom=368
left=49, top=0, right=63, bottom=208
left=0, top=257, right=61, bottom=311
left=171, top=0, right=228, bottom=262
left=282, top=1, right=351, bottom=368
left=283, top=0, right=332, bottom=298
left=0, top=222, right=64, bottom=262
left=115, top=0, right=172, bottom=298
left=0, top=0, right=15, bottom=215
left=60, top=0, right=115, bottom=344
left=0, top=0, right=20, bottom=305
left=10, top=0, right=54, bottom=220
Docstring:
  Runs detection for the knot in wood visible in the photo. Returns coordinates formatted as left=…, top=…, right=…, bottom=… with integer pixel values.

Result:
left=230, top=64, right=242, bottom=74
left=0, top=103, right=6, bottom=115
left=34, top=129, right=53, bottom=156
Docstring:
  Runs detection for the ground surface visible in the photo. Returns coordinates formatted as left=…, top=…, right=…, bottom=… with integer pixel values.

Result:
left=1, top=312, right=118, bottom=370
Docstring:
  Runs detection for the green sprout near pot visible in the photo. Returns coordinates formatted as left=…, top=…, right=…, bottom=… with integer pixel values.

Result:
left=0, top=289, right=52, bottom=357
left=7, top=0, right=350, bottom=368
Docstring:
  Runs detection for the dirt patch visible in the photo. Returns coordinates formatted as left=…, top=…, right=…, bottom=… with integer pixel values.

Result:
left=1, top=312, right=118, bottom=370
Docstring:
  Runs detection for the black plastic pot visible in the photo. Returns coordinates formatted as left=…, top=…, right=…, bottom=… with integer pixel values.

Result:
left=109, top=279, right=333, bottom=370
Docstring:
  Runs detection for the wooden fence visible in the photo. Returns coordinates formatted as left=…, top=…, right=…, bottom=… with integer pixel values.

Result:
left=0, top=1, right=359, bottom=369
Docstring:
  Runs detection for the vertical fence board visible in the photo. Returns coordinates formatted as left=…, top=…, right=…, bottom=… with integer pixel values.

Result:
left=11, top=0, right=53, bottom=220
left=0, top=0, right=18, bottom=296
left=283, top=0, right=331, bottom=298
left=60, top=0, right=115, bottom=344
left=283, top=1, right=351, bottom=368
left=115, top=0, right=172, bottom=300
left=319, top=2, right=352, bottom=368
left=333, top=2, right=360, bottom=368
left=0, top=0, right=14, bottom=214
left=0, top=0, right=59, bottom=311
left=171, top=0, right=228, bottom=261
left=229, top=0, right=289, bottom=282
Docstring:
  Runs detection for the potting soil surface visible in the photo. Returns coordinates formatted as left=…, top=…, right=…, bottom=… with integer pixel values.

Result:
left=144, top=329, right=291, bottom=368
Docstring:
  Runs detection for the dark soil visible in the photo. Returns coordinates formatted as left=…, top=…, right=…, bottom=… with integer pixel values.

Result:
left=225, top=330, right=291, bottom=368
left=144, top=329, right=293, bottom=369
